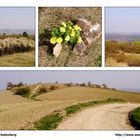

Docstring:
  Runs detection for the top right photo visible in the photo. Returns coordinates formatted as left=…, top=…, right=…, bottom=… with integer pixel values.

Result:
left=105, top=7, right=140, bottom=67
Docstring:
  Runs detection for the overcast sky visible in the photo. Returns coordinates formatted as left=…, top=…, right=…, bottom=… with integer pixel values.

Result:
left=106, top=7, right=140, bottom=34
left=0, top=71, right=140, bottom=91
left=0, top=7, right=35, bottom=30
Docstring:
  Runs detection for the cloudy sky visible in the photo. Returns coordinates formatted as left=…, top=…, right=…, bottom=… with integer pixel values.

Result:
left=106, top=7, right=140, bottom=34
left=0, top=71, right=140, bottom=92
left=0, top=7, right=35, bottom=30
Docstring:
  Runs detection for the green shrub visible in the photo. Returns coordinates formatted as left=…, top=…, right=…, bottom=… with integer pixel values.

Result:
left=129, top=107, right=140, bottom=129
left=65, top=82, right=73, bottom=87
left=38, top=87, right=47, bottom=93
left=80, top=83, right=86, bottom=86
left=65, top=104, right=81, bottom=115
left=22, top=32, right=29, bottom=37
left=15, top=86, right=31, bottom=97
left=34, top=114, right=63, bottom=130
left=49, top=85, right=58, bottom=90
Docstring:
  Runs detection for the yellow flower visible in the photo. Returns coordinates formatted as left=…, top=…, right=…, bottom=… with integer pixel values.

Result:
left=61, top=22, right=66, bottom=27
left=70, top=30, right=76, bottom=37
left=69, top=26, right=72, bottom=30
left=60, top=27, right=66, bottom=33
left=74, top=25, right=82, bottom=31
left=50, top=37, right=57, bottom=44
left=77, top=37, right=82, bottom=44
left=65, top=35, right=70, bottom=41
left=57, top=37, right=63, bottom=44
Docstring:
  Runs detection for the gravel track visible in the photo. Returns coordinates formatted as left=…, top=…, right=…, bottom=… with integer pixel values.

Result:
left=57, top=103, right=140, bottom=130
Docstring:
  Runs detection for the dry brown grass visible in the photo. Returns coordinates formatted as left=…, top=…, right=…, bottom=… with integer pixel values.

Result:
left=0, top=50, right=35, bottom=67
left=105, top=41, right=140, bottom=67
left=106, top=58, right=128, bottom=67
left=0, top=86, right=140, bottom=130
left=106, top=53, right=140, bottom=67
left=0, top=100, right=79, bottom=130
left=123, top=53, right=140, bottom=66
left=0, top=90, right=30, bottom=106
left=36, top=87, right=140, bottom=103
left=11, top=83, right=70, bottom=98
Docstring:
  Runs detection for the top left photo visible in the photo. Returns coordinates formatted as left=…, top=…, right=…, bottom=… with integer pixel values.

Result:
left=0, top=7, right=35, bottom=67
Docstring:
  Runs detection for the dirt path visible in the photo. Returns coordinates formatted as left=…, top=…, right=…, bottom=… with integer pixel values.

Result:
left=57, top=103, right=140, bottom=130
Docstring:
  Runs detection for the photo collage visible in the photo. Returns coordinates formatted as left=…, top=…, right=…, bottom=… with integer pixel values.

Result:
left=0, top=1, right=140, bottom=139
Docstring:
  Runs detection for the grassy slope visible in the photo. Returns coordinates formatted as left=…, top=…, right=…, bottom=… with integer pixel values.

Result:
left=0, top=51, right=35, bottom=67
left=39, top=7, right=102, bottom=67
left=0, top=86, right=140, bottom=130
left=0, top=100, right=81, bottom=130
left=0, top=90, right=30, bottom=105
left=10, top=83, right=69, bottom=99
left=36, top=87, right=140, bottom=103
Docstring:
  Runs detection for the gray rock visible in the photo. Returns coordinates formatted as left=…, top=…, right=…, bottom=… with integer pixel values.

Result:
left=77, top=18, right=101, bottom=46
left=73, top=41, right=87, bottom=56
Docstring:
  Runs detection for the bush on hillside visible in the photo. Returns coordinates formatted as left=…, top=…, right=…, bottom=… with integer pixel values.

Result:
left=65, top=82, right=73, bottom=87
left=49, top=85, right=58, bottom=90
left=38, top=87, right=48, bottom=93
left=80, top=83, right=86, bottom=86
left=129, top=107, right=140, bottom=129
left=22, top=32, right=29, bottom=37
left=7, top=81, right=25, bottom=90
left=15, top=86, right=31, bottom=97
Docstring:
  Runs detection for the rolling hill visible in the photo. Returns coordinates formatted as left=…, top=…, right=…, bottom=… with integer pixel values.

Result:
left=0, top=84, right=140, bottom=130
left=0, top=90, right=30, bottom=105
left=36, top=86, right=140, bottom=103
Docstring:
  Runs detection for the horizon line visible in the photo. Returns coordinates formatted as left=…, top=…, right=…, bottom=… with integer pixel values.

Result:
left=106, top=32, right=140, bottom=35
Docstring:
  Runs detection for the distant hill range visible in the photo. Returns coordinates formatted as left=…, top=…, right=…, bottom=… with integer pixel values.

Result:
left=0, top=29, right=35, bottom=35
left=106, top=33, right=140, bottom=42
left=120, top=88, right=140, bottom=93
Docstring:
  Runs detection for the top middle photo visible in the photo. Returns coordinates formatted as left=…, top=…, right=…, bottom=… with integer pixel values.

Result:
left=38, top=7, right=102, bottom=67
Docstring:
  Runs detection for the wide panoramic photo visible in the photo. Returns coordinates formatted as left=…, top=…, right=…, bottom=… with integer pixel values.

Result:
left=0, top=71, right=140, bottom=130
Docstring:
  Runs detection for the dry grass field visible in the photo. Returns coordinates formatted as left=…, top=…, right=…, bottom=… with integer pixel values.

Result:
left=0, top=90, right=30, bottom=106
left=0, top=51, right=35, bottom=67
left=39, top=7, right=102, bottom=67
left=0, top=84, right=140, bottom=130
left=0, top=36, right=35, bottom=67
left=105, top=41, right=140, bottom=67
left=36, top=87, right=140, bottom=103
